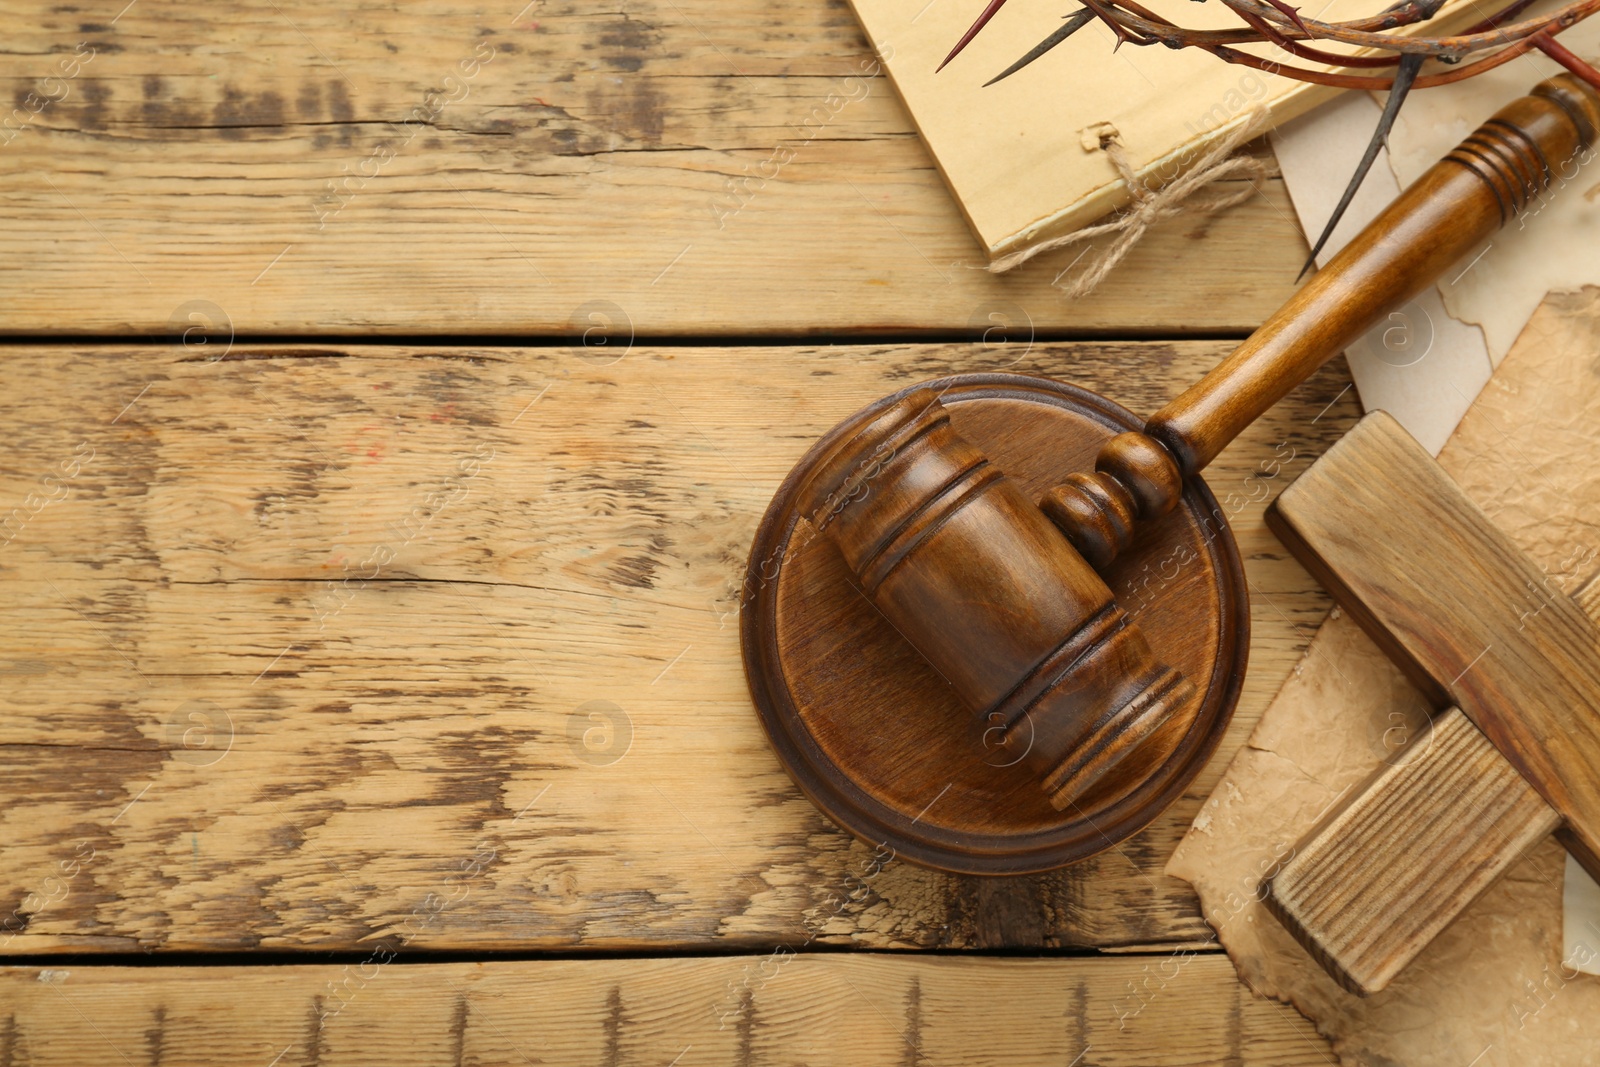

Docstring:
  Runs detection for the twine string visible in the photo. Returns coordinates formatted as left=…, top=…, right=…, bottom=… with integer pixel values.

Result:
left=989, top=107, right=1273, bottom=298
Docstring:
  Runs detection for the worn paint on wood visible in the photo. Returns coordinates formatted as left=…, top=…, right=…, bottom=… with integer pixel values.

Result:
left=0, top=342, right=1357, bottom=954
left=0, top=2, right=1305, bottom=335
left=0, top=954, right=1334, bottom=1065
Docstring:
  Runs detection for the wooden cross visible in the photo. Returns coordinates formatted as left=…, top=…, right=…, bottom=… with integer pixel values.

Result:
left=1262, top=411, right=1600, bottom=995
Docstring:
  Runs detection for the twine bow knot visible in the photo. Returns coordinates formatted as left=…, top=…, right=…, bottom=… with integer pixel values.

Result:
left=989, top=107, right=1273, bottom=298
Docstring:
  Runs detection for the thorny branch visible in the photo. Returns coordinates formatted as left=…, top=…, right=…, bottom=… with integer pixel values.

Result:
left=945, top=0, right=1600, bottom=90
left=944, top=0, right=1600, bottom=278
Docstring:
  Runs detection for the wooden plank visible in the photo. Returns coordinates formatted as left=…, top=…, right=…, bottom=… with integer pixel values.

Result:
left=0, top=343, right=1358, bottom=953
left=1264, top=708, right=1559, bottom=995
left=0, top=953, right=1333, bottom=1065
left=1268, top=410, right=1600, bottom=887
left=0, top=1, right=1306, bottom=335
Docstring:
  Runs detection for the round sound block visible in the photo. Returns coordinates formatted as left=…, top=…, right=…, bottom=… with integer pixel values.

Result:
left=741, top=374, right=1249, bottom=875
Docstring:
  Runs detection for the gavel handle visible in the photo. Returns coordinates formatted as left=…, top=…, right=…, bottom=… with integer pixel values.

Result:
left=1044, top=74, right=1600, bottom=569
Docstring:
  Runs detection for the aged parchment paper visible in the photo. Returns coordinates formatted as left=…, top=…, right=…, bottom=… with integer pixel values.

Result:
left=1272, top=92, right=1495, bottom=457
left=1272, top=36, right=1600, bottom=974
left=1383, top=43, right=1600, bottom=364
left=1167, top=289, right=1600, bottom=1066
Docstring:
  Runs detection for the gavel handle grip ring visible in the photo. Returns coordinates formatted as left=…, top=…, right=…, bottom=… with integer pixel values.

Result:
left=1043, top=74, right=1600, bottom=570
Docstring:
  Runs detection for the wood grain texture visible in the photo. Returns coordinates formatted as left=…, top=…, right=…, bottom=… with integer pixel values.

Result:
left=718, top=76, right=1600, bottom=883
left=1049, top=76, right=1600, bottom=564
left=1269, top=410, right=1600, bottom=885
left=0, top=953, right=1334, bottom=1066
left=0, top=1, right=1308, bottom=336
left=1152, top=76, right=1600, bottom=477
left=0, top=342, right=1358, bottom=954
left=791, top=382, right=1202, bottom=813
left=744, top=376, right=1244, bottom=873
left=1264, top=708, right=1559, bottom=995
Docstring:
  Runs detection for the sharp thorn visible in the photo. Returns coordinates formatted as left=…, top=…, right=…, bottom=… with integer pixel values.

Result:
left=1262, top=0, right=1311, bottom=35
left=938, top=0, right=1013, bottom=72
left=1299, top=53, right=1423, bottom=273
left=984, top=9, right=1095, bottom=86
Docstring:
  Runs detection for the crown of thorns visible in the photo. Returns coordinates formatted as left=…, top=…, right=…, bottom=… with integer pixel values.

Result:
left=943, top=0, right=1600, bottom=266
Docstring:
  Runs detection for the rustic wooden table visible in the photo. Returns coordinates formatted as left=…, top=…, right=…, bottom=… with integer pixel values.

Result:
left=0, top=2, right=1356, bottom=1062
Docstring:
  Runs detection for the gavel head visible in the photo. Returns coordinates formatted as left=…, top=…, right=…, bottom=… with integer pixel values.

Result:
left=795, top=386, right=1195, bottom=809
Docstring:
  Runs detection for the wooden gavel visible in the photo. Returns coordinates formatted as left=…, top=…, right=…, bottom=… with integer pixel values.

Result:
left=796, top=75, right=1600, bottom=811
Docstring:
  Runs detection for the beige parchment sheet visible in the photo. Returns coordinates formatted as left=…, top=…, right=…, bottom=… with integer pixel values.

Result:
left=1166, top=288, right=1600, bottom=1067
left=1384, top=42, right=1600, bottom=364
left=1272, top=29, right=1600, bottom=982
left=1274, top=24, right=1600, bottom=457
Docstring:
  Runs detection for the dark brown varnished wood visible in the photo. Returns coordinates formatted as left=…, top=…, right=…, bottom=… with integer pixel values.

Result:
left=796, top=386, right=1193, bottom=810
left=742, top=376, right=1248, bottom=874
left=742, top=75, right=1600, bottom=875
left=1049, top=74, right=1600, bottom=568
